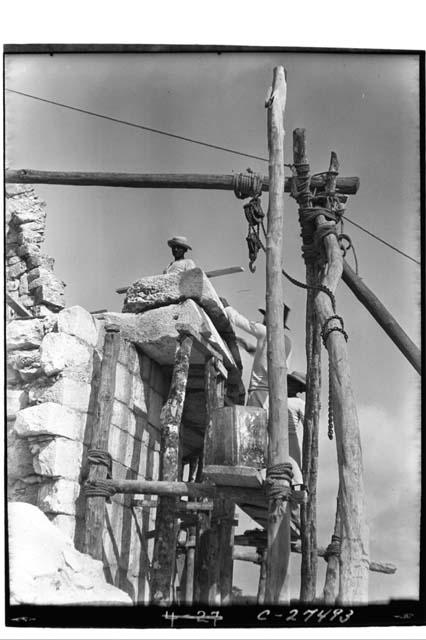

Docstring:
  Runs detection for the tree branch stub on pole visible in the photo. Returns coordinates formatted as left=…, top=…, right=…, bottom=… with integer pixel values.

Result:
left=264, top=65, right=291, bottom=605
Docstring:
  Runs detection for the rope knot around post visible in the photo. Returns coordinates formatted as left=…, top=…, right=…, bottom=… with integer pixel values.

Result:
left=264, top=462, right=294, bottom=521
left=87, top=447, right=113, bottom=475
left=324, top=534, right=341, bottom=562
left=83, top=478, right=116, bottom=501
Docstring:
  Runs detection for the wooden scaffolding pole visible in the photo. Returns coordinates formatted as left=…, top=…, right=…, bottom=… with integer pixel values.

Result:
left=83, top=324, right=120, bottom=559
left=196, top=357, right=235, bottom=605
left=296, top=136, right=322, bottom=603
left=264, top=66, right=291, bottom=604
left=323, top=493, right=342, bottom=604
left=5, top=168, right=360, bottom=194
left=293, top=129, right=369, bottom=604
left=342, top=261, right=420, bottom=374
left=151, top=333, right=193, bottom=606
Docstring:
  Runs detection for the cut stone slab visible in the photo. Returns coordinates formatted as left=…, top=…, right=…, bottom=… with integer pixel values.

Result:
left=28, top=375, right=92, bottom=412
left=101, top=301, right=235, bottom=369
left=14, top=402, right=85, bottom=441
left=29, top=436, right=83, bottom=479
left=40, top=332, right=92, bottom=379
left=8, top=502, right=132, bottom=605
left=33, top=283, right=66, bottom=310
left=6, top=318, right=44, bottom=351
left=57, top=305, right=98, bottom=347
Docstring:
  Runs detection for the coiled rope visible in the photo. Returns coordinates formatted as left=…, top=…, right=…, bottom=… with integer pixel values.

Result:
left=264, top=462, right=294, bottom=521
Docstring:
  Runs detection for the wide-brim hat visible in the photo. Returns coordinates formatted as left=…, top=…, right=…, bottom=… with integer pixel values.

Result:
left=258, top=304, right=291, bottom=330
left=167, top=235, right=192, bottom=250
left=287, top=370, right=307, bottom=391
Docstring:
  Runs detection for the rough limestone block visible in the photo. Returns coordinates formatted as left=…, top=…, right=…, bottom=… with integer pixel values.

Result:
left=18, top=228, right=43, bottom=245
left=27, top=252, right=54, bottom=271
left=148, top=388, right=164, bottom=429
left=6, top=183, right=35, bottom=197
left=17, top=242, right=41, bottom=258
left=29, top=269, right=65, bottom=292
left=28, top=266, right=54, bottom=284
left=28, top=376, right=92, bottom=413
left=8, top=502, right=132, bottom=604
left=12, top=207, right=46, bottom=226
left=19, top=220, right=45, bottom=233
left=7, top=388, right=28, bottom=419
left=6, top=318, right=44, bottom=351
left=123, top=268, right=227, bottom=327
left=7, top=260, right=27, bottom=279
left=40, top=333, right=92, bottom=379
left=38, top=478, right=81, bottom=515
left=8, top=350, right=41, bottom=381
left=7, top=279, right=19, bottom=292
left=8, top=255, right=22, bottom=265
left=19, top=273, right=29, bottom=296
left=14, top=402, right=85, bottom=441
left=29, top=436, right=83, bottom=479
left=7, top=432, right=34, bottom=479
left=33, top=283, right=66, bottom=310
left=57, top=306, right=98, bottom=347
left=48, top=513, right=76, bottom=541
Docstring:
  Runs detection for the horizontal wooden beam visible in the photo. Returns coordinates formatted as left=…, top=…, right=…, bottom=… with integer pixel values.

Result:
left=5, top=169, right=360, bottom=194
left=232, top=535, right=396, bottom=575
left=233, top=542, right=396, bottom=575
left=87, top=477, right=260, bottom=504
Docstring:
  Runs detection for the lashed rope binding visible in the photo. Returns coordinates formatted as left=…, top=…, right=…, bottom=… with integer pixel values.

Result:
left=264, top=462, right=294, bottom=521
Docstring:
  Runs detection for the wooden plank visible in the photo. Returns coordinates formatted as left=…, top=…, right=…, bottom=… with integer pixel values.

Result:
left=294, top=129, right=369, bottom=605
left=264, top=65, right=291, bottom=605
left=83, top=324, right=120, bottom=559
left=151, top=334, right=193, bottom=606
left=184, top=526, right=196, bottom=604
left=292, top=132, right=321, bottom=603
left=6, top=168, right=360, bottom=194
left=203, top=465, right=264, bottom=488
left=342, top=260, right=420, bottom=374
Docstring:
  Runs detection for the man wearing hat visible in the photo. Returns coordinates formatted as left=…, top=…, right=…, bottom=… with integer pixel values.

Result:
left=163, top=236, right=196, bottom=274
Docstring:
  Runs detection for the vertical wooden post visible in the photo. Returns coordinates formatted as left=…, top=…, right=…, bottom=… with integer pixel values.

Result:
left=257, top=550, right=267, bottom=604
left=83, top=324, right=120, bottom=559
left=184, top=525, right=196, bottom=604
left=293, top=133, right=321, bottom=602
left=293, top=128, right=369, bottom=604
left=196, top=357, right=235, bottom=604
left=323, top=494, right=341, bottom=604
left=151, top=334, right=193, bottom=605
left=264, top=65, right=290, bottom=605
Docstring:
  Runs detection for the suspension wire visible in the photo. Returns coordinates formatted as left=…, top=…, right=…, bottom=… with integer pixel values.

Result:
left=7, top=87, right=420, bottom=267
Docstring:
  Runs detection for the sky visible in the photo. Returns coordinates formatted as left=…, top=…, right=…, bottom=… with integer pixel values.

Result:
left=5, top=50, right=422, bottom=603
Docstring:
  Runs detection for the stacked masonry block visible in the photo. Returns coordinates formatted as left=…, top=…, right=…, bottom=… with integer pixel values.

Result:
left=73, top=324, right=168, bottom=604
left=8, top=305, right=98, bottom=541
left=6, top=184, right=66, bottom=320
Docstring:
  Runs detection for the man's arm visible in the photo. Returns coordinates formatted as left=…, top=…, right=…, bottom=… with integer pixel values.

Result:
left=225, top=306, right=263, bottom=338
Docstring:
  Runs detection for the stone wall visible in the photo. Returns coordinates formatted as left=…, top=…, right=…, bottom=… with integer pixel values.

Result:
left=6, top=184, right=65, bottom=320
